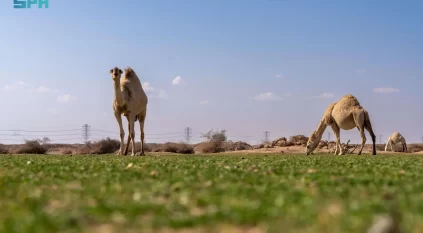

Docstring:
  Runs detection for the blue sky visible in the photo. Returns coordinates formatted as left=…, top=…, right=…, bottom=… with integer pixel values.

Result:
left=0, top=0, right=422, bottom=145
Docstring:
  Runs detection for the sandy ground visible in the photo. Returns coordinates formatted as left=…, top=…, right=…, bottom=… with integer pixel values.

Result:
left=225, top=145, right=418, bottom=155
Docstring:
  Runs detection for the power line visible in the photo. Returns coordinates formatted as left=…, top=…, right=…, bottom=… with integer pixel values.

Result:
left=0, top=129, right=81, bottom=133
left=0, top=133, right=82, bottom=137
left=90, top=129, right=183, bottom=136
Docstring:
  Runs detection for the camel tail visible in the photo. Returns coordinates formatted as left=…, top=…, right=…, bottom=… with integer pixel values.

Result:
left=364, top=110, right=376, bottom=155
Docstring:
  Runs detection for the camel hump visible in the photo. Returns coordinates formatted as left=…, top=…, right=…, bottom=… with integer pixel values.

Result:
left=338, top=94, right=361, bottom=107
left=123, top=67, right=140, bottom=81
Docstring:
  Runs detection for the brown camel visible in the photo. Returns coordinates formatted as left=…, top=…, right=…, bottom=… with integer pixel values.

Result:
left=110, top=67, right=148, bottom=156
left=306, top=94, right=376, bottom=155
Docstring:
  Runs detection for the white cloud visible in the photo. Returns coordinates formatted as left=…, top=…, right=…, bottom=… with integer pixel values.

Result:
left=36, top=86, right=58, bottom=93
left=142, top=82, right=167, bottom=99
left=17, top=81, right=33, bottom=87
left=143, top=82, right=155, bottom=93
left=1, top=85, right=15, bottom=91
left=200, top=100, right=209, bottom=104
left=284, top=92, right=292, bottom=97
left=1, top=81, right=58, bottom=94
left=57, top=94, right=77, bottom=103
left=254, top=92, right=282, bottom=101
left=314, top=92, right=335, bottom=99
left=172, top=76, right=182, bottom=85
left=1, top=81, right=32, bottom=91
left=275, top=73, right=284, bottom=78
left=373, top=87, right=400, bottom=93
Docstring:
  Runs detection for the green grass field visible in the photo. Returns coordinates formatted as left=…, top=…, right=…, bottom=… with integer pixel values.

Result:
left=1, top=154, right=423, bottom=233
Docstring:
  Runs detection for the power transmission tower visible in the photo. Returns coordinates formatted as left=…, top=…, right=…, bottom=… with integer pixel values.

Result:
left=328, top=132, right=330, bottom=141
left=378, top=135, right=383, bottom=145
left=184, top=127, right=192, bottom=143
left=82, top=124, right=91, bottom=143
left=263, top=131, right=270, bottom=143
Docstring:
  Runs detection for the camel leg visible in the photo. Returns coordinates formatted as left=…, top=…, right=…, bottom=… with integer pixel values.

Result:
left=331, top=124, right=343, bottom=155
left=124, top=116, right=131, bottom=155
left=353, top=112, right=366, bottom=155
left=128, top=114, right=137, bottom=156
left=385, top=138, right=390, bottom=152
left=390, top=142, right=394, bottom=152
left=137, top=111, right=147, bottom=156
left=114, top=111, right=125, bottom=155
left=329, top=124, right=340, bottom=155
left=357, top=126, right=366, bottom=155
left=363, top=111, right=376, bottom=155
left=403, top=141, right=407, bottom=153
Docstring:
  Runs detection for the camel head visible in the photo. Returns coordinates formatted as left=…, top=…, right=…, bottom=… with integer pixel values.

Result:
left=305, top=131, right=319, bottom=155
left=110, top=67, right=123, bottom=81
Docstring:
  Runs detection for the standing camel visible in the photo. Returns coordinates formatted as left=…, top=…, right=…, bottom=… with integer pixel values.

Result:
left=305, top=94, right=376, bottom=155
left=110, top=67, right=148, bottom=156
left=385, top=132, right=407, bottom=152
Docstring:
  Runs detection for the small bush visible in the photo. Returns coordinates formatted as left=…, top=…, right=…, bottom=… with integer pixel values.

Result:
left=199, top=129, right=227, bottom=153
left=15, top=140, right=47, bottom=154
left=196, top=142, right=221, bottom=153
left=90, top=138, right=120, bottom=154
left=161, top=142, right=194, bottom=154
left=0, top=144, right=8, bottom=154
left=223, top=141, right=252, bottom=151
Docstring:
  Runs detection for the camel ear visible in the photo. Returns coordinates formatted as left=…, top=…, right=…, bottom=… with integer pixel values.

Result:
left=119, top=69, right=123, bottom=74
left=109, top=69, right=113, bottom=74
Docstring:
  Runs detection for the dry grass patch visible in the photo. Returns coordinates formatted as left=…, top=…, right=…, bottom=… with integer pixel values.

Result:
left=0, top=144, right=8, bottom=154
left=14, top=140, right=47, bottom=154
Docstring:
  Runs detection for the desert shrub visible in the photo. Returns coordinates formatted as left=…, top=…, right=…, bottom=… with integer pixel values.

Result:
left=0, top=144, right=8, bottom=154
left=161, top=142, right=194, bottom=154
left=90, top=137, right=120, bottom=154
left=289, top=135, right=308, bottom=146
left=223, top=141, right=252, bottom=151
left=196, top=142, right=218, bottom=153
left=15, top=140, right=47, bottom=154
left=199, top=129, right=227, bottom=153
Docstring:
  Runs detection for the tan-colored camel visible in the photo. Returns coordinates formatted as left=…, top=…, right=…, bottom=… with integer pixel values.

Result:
left=385, top=132, right=407, bottom=152
left=305, top=94, right=376, bottom=155
left=110, top=67, right=148, bottom=156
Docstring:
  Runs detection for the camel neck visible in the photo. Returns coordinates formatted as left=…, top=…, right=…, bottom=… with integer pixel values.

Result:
left=113, top=80, right=124, bottom=106
left=314, top=120, right=327, bottom=140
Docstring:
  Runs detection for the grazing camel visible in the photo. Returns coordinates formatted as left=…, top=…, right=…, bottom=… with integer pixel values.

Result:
left=305, top=94, right=376, bottom=155
left=385, top=132, right=407, bottom=152
left=110, top=67, right=148, bottom=156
